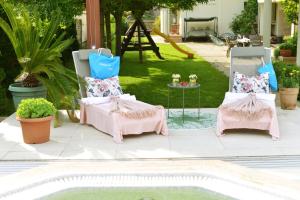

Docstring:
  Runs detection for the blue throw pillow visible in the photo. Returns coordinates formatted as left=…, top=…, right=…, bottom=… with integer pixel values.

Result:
left=257, top=62, right=278, bottom=92
left=89, top=53, right=120, bottom=80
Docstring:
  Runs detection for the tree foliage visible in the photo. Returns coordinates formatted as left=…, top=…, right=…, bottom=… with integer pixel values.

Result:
left=230, top=0, right=258, bottom=35
left=11, top=0, right=85, bottom=27
left=124, top=0, right=208, bottom=18
left=11, top=0, right=83, bottom=56
left=102, top=0, right=209, bottom=55
left=282, top=0, right=299, bottom=25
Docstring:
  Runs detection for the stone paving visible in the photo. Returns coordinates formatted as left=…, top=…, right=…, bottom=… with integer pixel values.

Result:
left=153, top=35, right=230, bottom=76
left=1, top=38, right=300, bottom=199
left=184, top=42, right=230, bottom=76
left=0, top=108, right=299, bottom=160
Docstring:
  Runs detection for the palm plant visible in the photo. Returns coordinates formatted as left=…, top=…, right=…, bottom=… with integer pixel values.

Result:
left=0, top=2, right=79, bottom=109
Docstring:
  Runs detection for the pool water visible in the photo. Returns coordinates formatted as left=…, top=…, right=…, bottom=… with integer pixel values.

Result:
left=43, top=187, right=234, bottom=200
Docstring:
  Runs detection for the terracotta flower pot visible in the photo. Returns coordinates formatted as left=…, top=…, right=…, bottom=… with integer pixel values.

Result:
left=280, top=49, right=292, bottom=57
left=16, top=116, right=53, bottom=144
left=279, top=88, right=299, bottom=110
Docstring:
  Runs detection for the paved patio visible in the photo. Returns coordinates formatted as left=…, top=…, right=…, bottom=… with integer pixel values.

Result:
left=184, top=42, right=230, bottom=76
left=152, top=37, right=230, bottom=76
left=0, top=108, right=299, bottom=160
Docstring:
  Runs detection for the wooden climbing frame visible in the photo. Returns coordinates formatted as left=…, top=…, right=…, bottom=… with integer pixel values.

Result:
left=121, top=19, right=163, bottom=63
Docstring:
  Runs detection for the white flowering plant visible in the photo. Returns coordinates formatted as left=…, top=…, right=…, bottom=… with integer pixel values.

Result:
left=172, top=74, right=181, bottom=79
left=189, top=74, right=198, bottom=80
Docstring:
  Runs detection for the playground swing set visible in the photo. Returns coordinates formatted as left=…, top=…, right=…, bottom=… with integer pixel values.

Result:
left=120, top=19, right=194, bottom=62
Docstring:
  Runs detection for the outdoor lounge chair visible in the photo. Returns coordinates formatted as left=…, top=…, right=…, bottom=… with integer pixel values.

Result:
left=217, top=47, right=280, bottom=139
left=72, top=49, right=168, bottom=143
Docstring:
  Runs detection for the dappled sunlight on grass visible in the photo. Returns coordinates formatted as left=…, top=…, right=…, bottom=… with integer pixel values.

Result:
left=120, top=44, right=228, bottom=108
left=121, top=77, right=152, bottom=88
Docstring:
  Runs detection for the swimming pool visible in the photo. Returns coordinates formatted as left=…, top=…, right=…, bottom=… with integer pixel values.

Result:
left=43, top=187, right=233, bottom=200
left=0, top=173, right=288, bottom=200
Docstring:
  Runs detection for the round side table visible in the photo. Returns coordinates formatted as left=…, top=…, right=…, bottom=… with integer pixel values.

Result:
left=167, top=83, right=200, bottom=123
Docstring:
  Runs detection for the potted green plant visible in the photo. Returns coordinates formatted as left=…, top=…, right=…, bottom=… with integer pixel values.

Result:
left=16, top=98, right=56, bottom=144
left=279, top=68, right=300, bottom=110
left=279, top=43, right=293, bottom=57
left=0, top=2, right=78, bottom=110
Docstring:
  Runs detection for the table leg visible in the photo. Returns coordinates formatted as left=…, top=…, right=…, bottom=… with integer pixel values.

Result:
left=168, top=87, right=170, bottom=118
left=182, top=88, right=185, bottom=123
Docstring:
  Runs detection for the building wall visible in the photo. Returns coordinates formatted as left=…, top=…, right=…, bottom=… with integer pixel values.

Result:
left=160, top=8, right=169, bottom=35
left=177, top=0, right=246, bottom=36
left=275, top=4, right=291, bottom=36
left=217, top=0, right=246, bottom=34
left=258, top=2, right=291, bottom=37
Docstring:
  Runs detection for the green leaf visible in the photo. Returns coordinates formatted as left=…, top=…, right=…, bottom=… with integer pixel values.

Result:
left=0, top=2, right=79, bottom=108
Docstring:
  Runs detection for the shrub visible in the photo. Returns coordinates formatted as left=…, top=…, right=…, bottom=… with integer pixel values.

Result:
left=279, top=42, right=294, bottom=50
left=0, top=6, right=21, bottom=116
left=0, top=68, right=5, bottom=83
left=280, top=68, right=300, bottom=88
left=17, top=98, right=56, bottom=119
left=285, top=34, right=297, bottom=56
left=274, top=48, right=280, bottom=59
left=273, top=61, right=300, bottom=88
left=230, top=0, right=258, bottom=35
left=0, top=68, right=8, bottom=114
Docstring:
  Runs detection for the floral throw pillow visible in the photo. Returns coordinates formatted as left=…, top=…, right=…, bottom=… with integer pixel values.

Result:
left=85, top=76, right=123, bottom=97
left=232, top=72, right=270, bottom=93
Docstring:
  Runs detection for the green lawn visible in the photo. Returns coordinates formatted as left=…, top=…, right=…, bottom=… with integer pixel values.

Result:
left=119, top=44, right=228, bottom=108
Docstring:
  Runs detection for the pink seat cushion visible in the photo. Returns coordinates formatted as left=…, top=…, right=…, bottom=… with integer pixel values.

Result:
left=80, top=101, right=168, bottom=143
left=217, top=92, right=280, bottom=139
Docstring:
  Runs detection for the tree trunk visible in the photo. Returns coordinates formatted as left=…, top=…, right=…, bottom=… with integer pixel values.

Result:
left=114, top=13, right=122, bottom=56
left=105, top=12, right=112, bottom=50
left=22, top=73, right=39, bottom=87
left=100, top=1, right=105, bottom=47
